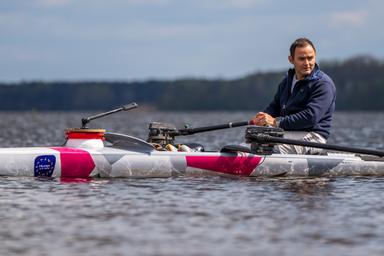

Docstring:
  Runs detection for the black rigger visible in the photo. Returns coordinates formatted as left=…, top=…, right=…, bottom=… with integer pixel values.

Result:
left=254, top=134, right=384, bottom=157
left=172, top=121, right=250, bottom=136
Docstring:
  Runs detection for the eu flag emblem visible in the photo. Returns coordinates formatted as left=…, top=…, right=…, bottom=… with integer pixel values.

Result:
left=34, top=155, right=56, bottom=177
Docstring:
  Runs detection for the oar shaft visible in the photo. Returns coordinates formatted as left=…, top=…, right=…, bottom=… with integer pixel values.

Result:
left=256, top=134, right=384, bottom=157
left=177, top=121, right=250, bottom=136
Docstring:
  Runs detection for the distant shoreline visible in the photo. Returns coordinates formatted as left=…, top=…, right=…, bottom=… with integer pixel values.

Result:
left=1, top=56, right=383, bottom=111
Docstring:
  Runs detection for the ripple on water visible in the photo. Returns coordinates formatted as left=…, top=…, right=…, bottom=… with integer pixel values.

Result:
left=1, top=112, right=384, bottom=255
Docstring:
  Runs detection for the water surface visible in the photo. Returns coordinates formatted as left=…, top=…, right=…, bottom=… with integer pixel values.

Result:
left=0, top=111, right=384, bottom=256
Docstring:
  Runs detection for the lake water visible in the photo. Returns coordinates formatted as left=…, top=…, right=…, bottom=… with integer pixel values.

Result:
left=1, top=111, right=384, bottom=256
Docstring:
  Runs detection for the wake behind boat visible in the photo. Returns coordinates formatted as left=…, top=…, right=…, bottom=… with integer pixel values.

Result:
left=1, top=103, right=384, bottom=178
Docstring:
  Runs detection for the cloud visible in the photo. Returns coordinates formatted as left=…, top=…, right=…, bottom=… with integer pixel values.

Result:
left=0, top=13, right=23, bottom=28
left=329, top=10, right=368, bottom=28
left=220, top=0, right=269, bottom=8
left=1, top=0, right=384, bottom=81
left=34, top=0, right=72, bottom=8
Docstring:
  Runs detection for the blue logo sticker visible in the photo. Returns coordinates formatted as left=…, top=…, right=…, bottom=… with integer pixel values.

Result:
left=34, top=155, right=56, bottom=177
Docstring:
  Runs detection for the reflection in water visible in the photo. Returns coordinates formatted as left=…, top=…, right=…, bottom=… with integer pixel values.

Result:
left=252, top=176, right=332, bottom=194
left=277, top=177, right=333, bottom=196
left=59, top=177, right=95, bottom=184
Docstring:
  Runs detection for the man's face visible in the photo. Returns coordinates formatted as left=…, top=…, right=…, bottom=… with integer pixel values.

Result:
left=288, top=44, right=316, bottom=80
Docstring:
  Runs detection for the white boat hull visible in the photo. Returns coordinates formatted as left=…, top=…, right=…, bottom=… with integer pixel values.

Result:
left=1, top=145, right=384, bottom=178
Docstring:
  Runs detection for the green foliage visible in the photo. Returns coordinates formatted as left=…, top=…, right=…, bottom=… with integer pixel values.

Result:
left=0, top=55, right=383, bottom=111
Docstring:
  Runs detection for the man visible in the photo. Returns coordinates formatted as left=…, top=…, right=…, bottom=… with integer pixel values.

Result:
left=251, top=38, right=336, bottom=154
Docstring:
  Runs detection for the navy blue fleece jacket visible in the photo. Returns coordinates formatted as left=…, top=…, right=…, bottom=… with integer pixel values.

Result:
left=264, top=64, right=336, bottom=139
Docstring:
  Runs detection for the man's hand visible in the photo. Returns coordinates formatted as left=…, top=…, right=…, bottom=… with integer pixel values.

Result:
left=250, top=112, right=276, bottom=127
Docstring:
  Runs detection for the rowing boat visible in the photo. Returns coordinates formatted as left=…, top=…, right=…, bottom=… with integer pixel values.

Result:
left=1, top=103, right=384, bottom=178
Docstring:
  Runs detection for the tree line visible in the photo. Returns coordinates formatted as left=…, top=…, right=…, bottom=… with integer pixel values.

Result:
left=0, top=55, right=383, bottom=111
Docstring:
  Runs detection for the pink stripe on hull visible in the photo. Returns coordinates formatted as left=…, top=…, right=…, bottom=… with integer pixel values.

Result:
left=51, top=147, right=95, bottom=178
left=186, top=155, right=263, bottom=176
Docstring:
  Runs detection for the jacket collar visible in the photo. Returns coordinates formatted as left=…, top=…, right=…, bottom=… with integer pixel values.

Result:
left=287, top=63, right=321, bottom=82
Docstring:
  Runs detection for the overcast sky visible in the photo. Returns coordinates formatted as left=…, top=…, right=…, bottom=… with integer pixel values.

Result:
left=1, top=0, right=383, bottom=82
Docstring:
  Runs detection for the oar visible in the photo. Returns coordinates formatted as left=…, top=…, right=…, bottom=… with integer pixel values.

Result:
left=253, top=134, right=384, bottom=157
left=172, top=121, right=251, bottom=136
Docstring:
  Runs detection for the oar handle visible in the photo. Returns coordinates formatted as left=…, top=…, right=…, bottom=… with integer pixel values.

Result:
left=175, top=121, right=250, bottom=136
left=256, top=134, right=384, bottom=157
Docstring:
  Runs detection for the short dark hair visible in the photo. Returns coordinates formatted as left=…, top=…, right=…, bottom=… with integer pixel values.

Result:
left=289, top=38, right=316, bottom=57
